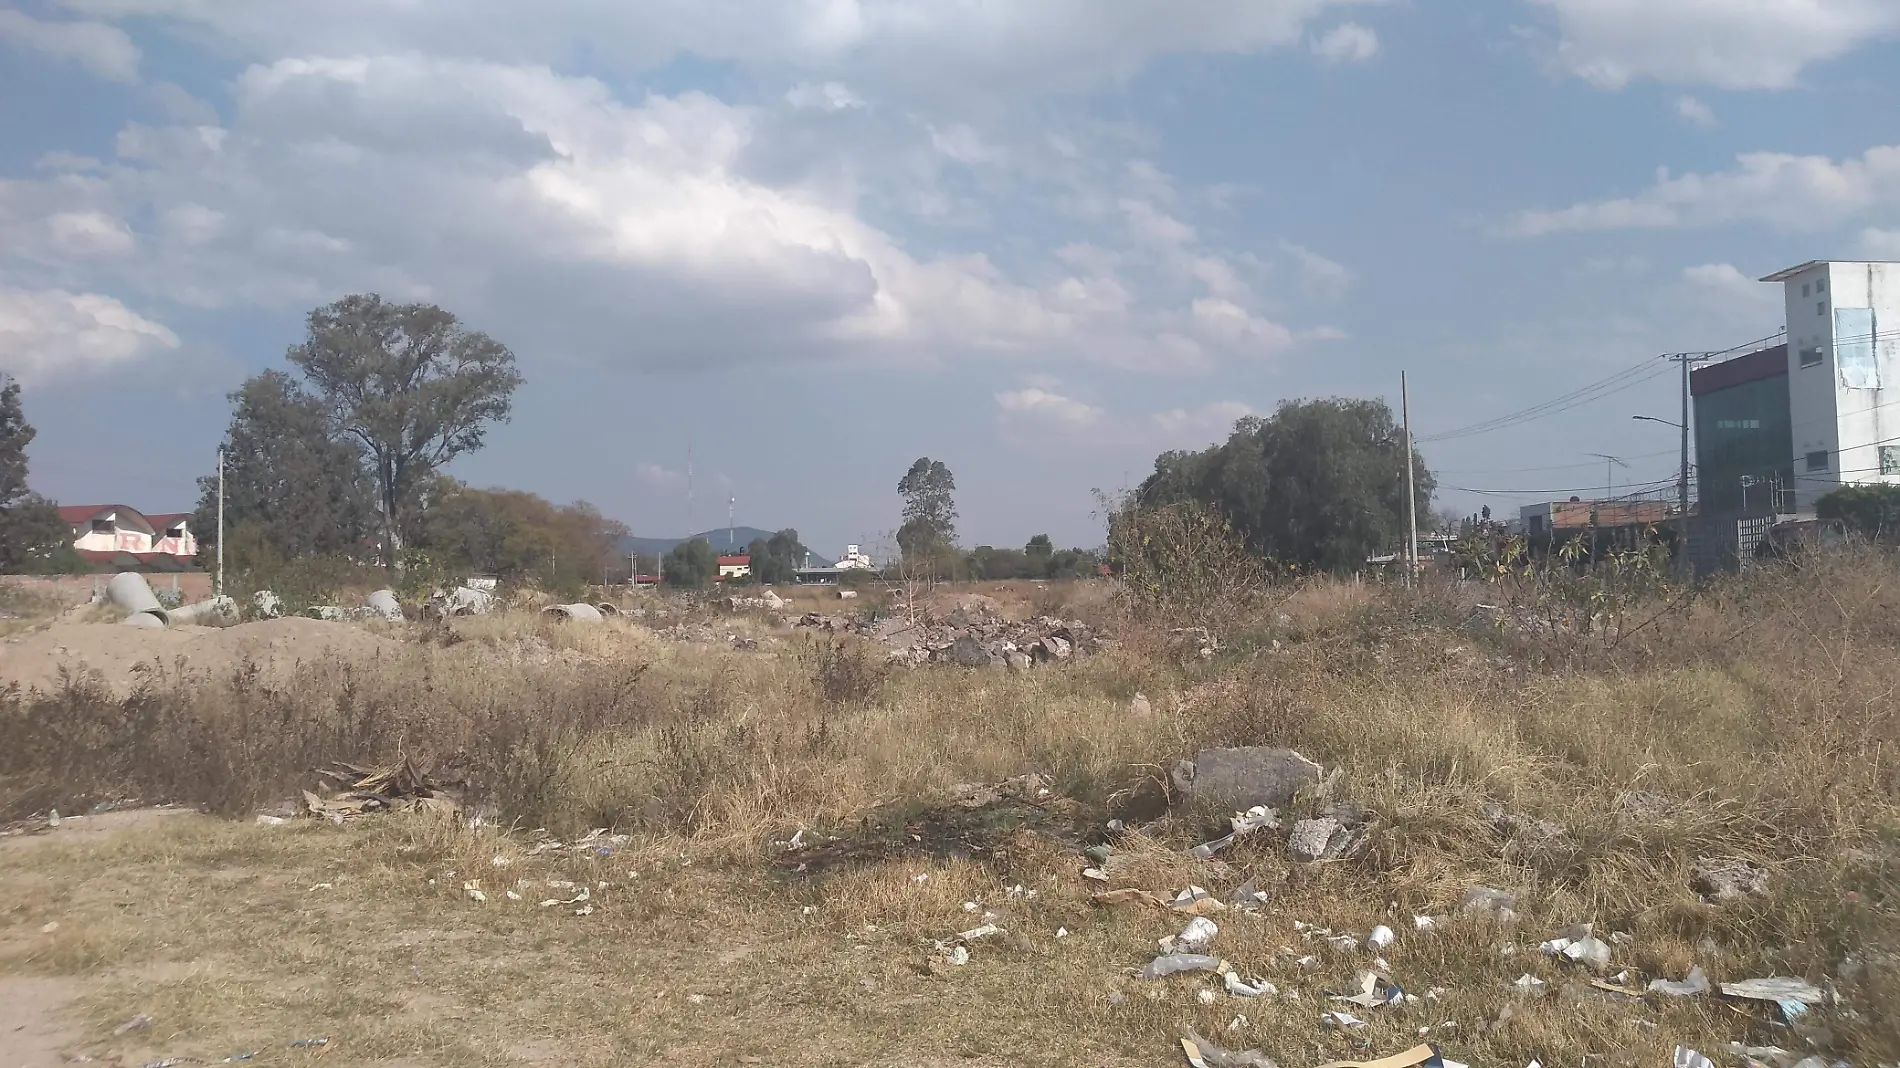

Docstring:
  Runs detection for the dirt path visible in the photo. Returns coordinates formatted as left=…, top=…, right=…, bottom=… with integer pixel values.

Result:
left=0, top=975, right=86, bottom=1068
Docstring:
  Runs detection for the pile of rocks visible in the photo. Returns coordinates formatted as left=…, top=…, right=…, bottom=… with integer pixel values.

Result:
left=794, top=604, right=1106, bottom=669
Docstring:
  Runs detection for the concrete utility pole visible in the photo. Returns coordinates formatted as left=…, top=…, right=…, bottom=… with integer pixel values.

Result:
left=216, top=448, right=225, bottom=598
left=728, top=495, right=735, bottom=554
left=1402, top=371, right=1418, bottom=587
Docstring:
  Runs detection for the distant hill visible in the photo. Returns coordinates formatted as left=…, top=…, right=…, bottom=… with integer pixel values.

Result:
left=618, top=527, right=833, bottom=567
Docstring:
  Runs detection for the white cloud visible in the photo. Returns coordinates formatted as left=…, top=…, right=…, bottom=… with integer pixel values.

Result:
left=1526, top=0, right=1900, bottom=90
left=1861, top=228, right=1900, bottom=258
left=1190, top=298, right=1296, bottom=355
left=1149, top=401, right=1254, bottom=442
left=635, top=462, right=685, bottom=487
left=0, top=10, right=140, bottom=82
left=995, top=387, right=1103, bottom=426
left=785, top=81, right=865, bottom=111
left=0, top=288, right=178, bottom=384
left=1681, top=263, right=1778, bottom=310
left=1282, top=241, right=1352, bottom=299
left=1312, top=22, right=1379, bottom=63
left=1507, top=144, right=1900, bottom=235
left=61, top=0, right=1368, bottom=96
left=1674, top=95, right=1716, bottom=127
left=47, top=211, right=136, bottom=258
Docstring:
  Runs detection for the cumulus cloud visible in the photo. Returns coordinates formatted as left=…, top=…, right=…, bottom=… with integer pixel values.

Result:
left=635, top=462, right=685, bottom=487
left=1149, top=401, right=1254, bottom=443
left=1311, top=23, right=1379, bottom=63
left=0, top=288, right=179, bottom=384
left=1674, top=95, right=1716, bottom=127
left=785, top=81, right=865, bottom=111
left=1681, top=263, right=1778, bottom=309
left=994, top=387, right=1103, bottom=426
left=1282, top=242, right=1352, bottom=299
left=0, top=9, right=140, bottom=82
left=1507, top=144, right=1900, bottom=235
left=1526, top=0, right=1900, bottom=90
left=61, top=0, right=1366, bottom=96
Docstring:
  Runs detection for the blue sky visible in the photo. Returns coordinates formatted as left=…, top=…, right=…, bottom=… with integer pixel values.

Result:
left=3, top=0, right=1898, bottom=556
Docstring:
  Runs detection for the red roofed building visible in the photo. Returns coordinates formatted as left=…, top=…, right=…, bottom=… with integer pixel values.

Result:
left=717, top=554, right=751, bottom=581
left=57, top=505, right=200, bottom=570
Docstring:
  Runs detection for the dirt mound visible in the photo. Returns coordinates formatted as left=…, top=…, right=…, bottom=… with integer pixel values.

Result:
left=0, top=617, right=407, bottom=697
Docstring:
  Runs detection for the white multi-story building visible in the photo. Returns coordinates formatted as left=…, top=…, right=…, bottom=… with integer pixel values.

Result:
left=1761, top=261, right=1900, bottom=510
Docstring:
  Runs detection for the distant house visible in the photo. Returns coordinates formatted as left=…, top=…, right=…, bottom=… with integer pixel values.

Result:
left=835, top=544, right=876, bottom=571
left=57, top=505, right=200, bottom=571
left=717, top=554, right=751, bottom=581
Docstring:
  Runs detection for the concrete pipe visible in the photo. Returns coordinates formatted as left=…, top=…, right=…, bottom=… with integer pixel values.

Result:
left=107, top=572, right=169, bottom=627
left=122, top=610, right=168, bottom=629
left=365, top=589, right=404, bottom=621
left=595, top=602, right=621, bottom=616
left=169, top=596, right=238, bottom=627
left=542, top=603, right=604, bottom=623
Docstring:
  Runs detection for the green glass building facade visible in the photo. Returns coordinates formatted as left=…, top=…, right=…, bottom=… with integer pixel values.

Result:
left=1693, top=345, right=1794, bottom=515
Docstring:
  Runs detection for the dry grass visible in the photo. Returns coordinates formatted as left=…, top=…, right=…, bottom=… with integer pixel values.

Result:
left=1, top=554, right=1896, bottom=1066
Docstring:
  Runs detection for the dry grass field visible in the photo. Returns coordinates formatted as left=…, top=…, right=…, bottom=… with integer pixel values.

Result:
left=0, top=555, right=1894, bottom=1067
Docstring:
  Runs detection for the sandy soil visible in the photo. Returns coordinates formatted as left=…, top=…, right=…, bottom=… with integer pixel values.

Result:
left=0, top=617, right=407, bottom=697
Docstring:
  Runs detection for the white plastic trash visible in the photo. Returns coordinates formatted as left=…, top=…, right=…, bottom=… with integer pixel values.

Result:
left=1368, top=925, right=1396, bottom=948
left=365, top=589, right=403, bottom=621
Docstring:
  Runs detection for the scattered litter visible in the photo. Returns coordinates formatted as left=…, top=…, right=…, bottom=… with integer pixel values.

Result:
left=1675, top=1049, right=1716, bottom=1068
left=1321, top=1011, right=1367, bottom=1030
left=1332, top=971, right=1405, bottom=1009
left=1056, top=927, right=1070, bottom=938
left=909, top=873, right=929, bottom=885
left=957, top=923, right=1005, bottom=942
left=288, top=1039, right=330, bottom=1048
left=1140, top=953, right=1227, bottom=980
left=301, top=759, right=462, bottom=822
left=1180, top=1026, right=1279, bottom=1068
left=307, top=883, right=333, bottom=892
left=1313, top=1045, right=1440, bottom=1068
left=1369, top=925, right=1396, bottom=948
left=1007, top=883, right=1035, bottom=900
left=1173, top=886, right=1226, bottom=915
left=1224, top=971, right=1276, bottom=998
left=1460, top=886, right=1519, bottom=921
left=944, top=945, right=970, bottom=966
left=463, top=881, right=487, bottom=903
left=1230, top=882, right=1270, bottom=911
left=1228, top=1015, right=1248, bottom=1033
left=1412, top=915, right=1442, bottom=930
left=1720, top=977, right=1824, bottom=1004
left=113, top=1014, right=155, bottom=1037
left=1511, top=973, right=1546, bottom=993
left=216, top=1053, right=257, bottom=1063
left=962, top=901, right=981, bottom=913
left=505, top=890, right=522, bottom=902
left=1539, top=923, right=1612, bottom=969
left=254, top=815, right=287, bottom=826
left=141, top=1060, right=186, bottom=1068
left=39, top=921, right=57, bottom=934
left=1590, top=978, right=1646, bottom=998
left=1648, top=967, right=1712, bottom=997
left=1199, top=989, right=1219, bottom=1005
left=1173, top=917, right=1220, bottom=952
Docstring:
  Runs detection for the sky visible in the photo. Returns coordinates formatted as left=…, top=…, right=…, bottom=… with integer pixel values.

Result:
left=3, top=0, right=1899, bottom=557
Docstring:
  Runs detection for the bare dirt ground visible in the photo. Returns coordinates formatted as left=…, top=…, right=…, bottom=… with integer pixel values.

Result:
left=0, top=617, right=407, bottom=697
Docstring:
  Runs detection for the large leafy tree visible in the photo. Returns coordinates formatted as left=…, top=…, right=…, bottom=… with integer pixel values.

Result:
left=1128, top=398, right=1434, bottom=573
left=897, top=457, right=957, bottom=565
left=745, top=528, right=807, bottom=585
left=0, top=377, right=74, bottom=572
left=1816, top=485, right=1900, bottom=541
left=418, top=481, right=629, bottom=591
left=288, top=295, right=522, bottom=576
left=663, top=538, right=717, bottom=588
left=195, top=369, right=374, bottom=566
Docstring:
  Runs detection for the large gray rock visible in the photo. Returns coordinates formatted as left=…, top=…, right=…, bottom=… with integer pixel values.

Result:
left=1171, top=747, right=1323, bottom=810
left=943, top=633, right=999, bottom=668
left=1691, top=858, right=1768, bottom=903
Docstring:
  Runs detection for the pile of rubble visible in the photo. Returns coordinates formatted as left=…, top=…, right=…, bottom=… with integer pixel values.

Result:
left=794, top=603, right=1107, bottom=668
left=298, top=759, right=464, bottom=823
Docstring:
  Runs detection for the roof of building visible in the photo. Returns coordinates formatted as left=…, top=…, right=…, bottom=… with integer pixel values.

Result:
left=1691, top=343, right=1788, bottom=397
left=1761, top=260, right=1900, bottom=282
left=57, top=504, right=167, bottom=534
left=717, top=555, right=751, bottom=566
left=145, top=513, right=192, bottom=529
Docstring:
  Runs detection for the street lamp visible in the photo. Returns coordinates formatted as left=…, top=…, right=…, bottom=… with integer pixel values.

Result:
left=1631, top=414, right=1683, bottom=429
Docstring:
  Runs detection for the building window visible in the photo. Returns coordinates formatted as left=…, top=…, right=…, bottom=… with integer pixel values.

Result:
left=1818, top=301, right=1828, bottom=316
left=1800, top=345, right=1824, bottom=368
left=1803, top=283, right=1811, bottom=297
left=1883, top=446, right=1900, bottom=476
left=90, top=519, right=112, bottom=533
left=1806, top=450, right=1830, bottom=472
left=1817, top=277, right=1827, bottom=293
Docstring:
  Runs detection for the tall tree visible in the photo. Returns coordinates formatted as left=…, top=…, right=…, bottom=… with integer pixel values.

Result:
left=1129, top=398, right=1434, bottom=573
left=288, top=294, right=522, bottom=576
left=418, top=481, right=629, bottom=591
left=663, top=538, right=717, bottom=588
left=195, top=370, right=373, bottom=565
left=897, top=457, right=957, bottom=563
left=0, top=377, right=72, bottom=572
left=745, top=528, right=807, bottom=585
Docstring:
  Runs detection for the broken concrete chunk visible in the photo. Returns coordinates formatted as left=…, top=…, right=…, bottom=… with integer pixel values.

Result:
left=1172, top=747, right=1323, bottom=811
left=943, top=633, right=999, bottom=668
left=1129, top=692, right=1154, bottom=718
left=1691, top=858, right=1769, bottom=904
left=1288, top=817, right=1342, bottom=863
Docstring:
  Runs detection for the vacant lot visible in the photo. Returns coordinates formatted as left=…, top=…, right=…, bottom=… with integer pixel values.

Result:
left=1, top=559, right=1894, bottom=1067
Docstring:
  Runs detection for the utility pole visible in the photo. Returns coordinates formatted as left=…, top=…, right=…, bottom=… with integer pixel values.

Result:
left=686, top=441, right=695, bottom=535
left=728, top=495, right=735, bottom=555
left=1402, top=371, right=1418, bottom=587
left=216, top=448, right=225, bottom=598
left=1677, top=353, right=1690, bottom=518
